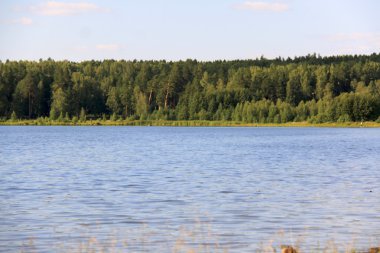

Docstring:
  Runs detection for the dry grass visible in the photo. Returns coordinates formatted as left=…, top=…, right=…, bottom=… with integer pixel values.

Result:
left=17, top=224, right=379, bottom=253
left=2, top=119, right=380, bottom=127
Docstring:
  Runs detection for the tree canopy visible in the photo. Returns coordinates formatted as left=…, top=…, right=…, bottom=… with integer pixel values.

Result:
left=1, top=53, right=380, bottom=123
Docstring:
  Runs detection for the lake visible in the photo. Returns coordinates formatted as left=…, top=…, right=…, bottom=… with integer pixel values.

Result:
left=0, top=126, right=379, bottom=252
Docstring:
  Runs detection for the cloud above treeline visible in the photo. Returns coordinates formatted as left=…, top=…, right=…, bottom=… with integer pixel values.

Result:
left=3, top=1, right=108, bottom=26
left=236, top=1, right=289, bottom=12
left=5, top=17, right=33, bottom=26
left=30, top=1, right=107, bottom=16
left=328, top=32, right=380, bottom=55
left=1, top=17, right=33, bottom=26
left=330, top=32, right=380, bottom=42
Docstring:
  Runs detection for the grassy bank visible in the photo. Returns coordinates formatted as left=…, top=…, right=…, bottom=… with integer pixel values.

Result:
left=1, top=119, right=380, bottom=127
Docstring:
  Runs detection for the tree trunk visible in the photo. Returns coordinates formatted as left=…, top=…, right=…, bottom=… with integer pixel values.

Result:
left=29, top=91, right=32, bottom=119
left=148, top=89, right=153, bottom=105
left=164, top=87, right=169, bottom=109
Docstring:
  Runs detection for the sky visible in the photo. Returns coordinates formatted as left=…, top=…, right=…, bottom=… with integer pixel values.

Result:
left=0, top=0, right=379, bottom=61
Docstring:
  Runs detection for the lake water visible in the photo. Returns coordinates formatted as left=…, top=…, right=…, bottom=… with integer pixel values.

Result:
left=0, top=126, right=379, bottom=252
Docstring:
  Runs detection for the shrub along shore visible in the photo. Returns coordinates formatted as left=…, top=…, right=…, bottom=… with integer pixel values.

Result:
left=1, top=118, right=380, bottom=127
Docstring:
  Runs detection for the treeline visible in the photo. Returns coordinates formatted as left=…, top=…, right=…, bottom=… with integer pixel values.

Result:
left=1, top=53, right=380, bottom=123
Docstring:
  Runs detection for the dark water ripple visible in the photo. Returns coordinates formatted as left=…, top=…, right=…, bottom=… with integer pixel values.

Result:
left=0, top=126, right=380, bottom=252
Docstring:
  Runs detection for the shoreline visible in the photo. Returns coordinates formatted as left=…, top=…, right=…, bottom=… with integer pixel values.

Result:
left=1, top=120, right=380, bottom=128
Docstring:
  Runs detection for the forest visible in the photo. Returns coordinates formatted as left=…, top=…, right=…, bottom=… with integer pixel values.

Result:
left=1, top=53, right=380, bottom=123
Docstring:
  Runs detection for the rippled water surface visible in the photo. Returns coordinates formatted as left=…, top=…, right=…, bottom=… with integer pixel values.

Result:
left=1, top=126, right=380, bottom=252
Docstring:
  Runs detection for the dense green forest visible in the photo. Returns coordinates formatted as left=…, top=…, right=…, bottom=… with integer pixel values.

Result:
left=1, top=53, right=380, bottom=123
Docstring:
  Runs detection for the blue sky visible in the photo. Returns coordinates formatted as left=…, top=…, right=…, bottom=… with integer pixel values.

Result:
left=0, top=0, right=379, bottom=61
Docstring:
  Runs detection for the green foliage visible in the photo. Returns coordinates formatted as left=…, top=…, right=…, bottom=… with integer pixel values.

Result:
left=79, top=107, right=86, bottom=122
left=65, top=112, right=70, bottom=122
left=72, top=116, right=78, bottom=124
left=337, top=114, right=351, bottom=123
left=0, top=54, right=380, bottom=123
left=134, top=87, right=148, bottom=119
left=10, top=111, right=17, bottom=121
left=50, top=87, right=67, bottom=118
left=58, top=112, right=64, bottom=122
left=110, top=112, right=117, bottom=121
left=49, top=107, right=57, bottom=120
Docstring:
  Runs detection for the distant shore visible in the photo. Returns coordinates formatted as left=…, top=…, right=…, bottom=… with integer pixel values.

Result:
left=1, top=119, right=380, bottom=128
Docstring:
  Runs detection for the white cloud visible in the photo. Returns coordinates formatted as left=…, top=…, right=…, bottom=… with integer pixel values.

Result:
left=19, top=17, right=33, bottom=25
left=31, top=1, right=105, bottom=16
left=330, top=33, right=380, bottom=42
left=2, top=17, right=33, bottom=26
left=236, top=1, right=289, bottom=12
left=96, top=44, right=120, bottom=51
left=328, top=32, right=380, bottom=55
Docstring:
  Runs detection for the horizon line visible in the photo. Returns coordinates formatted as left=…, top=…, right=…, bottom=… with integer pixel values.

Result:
left=1, top=52, right=379, bottom=63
